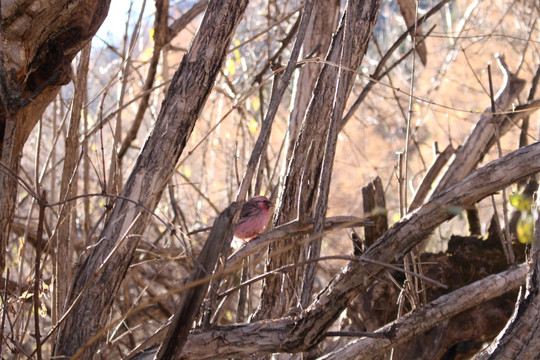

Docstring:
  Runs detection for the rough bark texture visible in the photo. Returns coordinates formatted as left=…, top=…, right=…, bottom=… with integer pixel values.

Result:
left=323, top=263, right=527, bottom=360
left=172, top=143, right=540, bottom=359
left=53, top=1, right=249, bottom=358
left=156, top=201, right=242, bottom=360
left=0, top=0, right=110, bottom=276
left=362, top=176, right=388, bottom=247
left=473, top=180, right=540, bottom=359
left=1, top=0, right=110, bottom=158
left=300, top=0, right=372, bottom=308
left=55, top=43, right=91, bottom=319
left=256, top=0, right=382, bottom=320
left=284, top=0, right=339, bottom=162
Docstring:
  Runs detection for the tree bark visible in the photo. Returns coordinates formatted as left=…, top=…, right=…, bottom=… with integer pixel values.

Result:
left=1, top=0, right=110, bottom=155
left=175, top=142, right=540, bottom=359
left=0, top=0, right=110, bottom=274
left=53, top=0, right=249, bottom=358
left=55, top=42, right=91, bottom=320
left=284, top=0, right=339, bottom=162
left=256, top=0, right=383, bottom=320
left=322, top=264, right=527, bottom=360
left=473, top=175, right=540, bottom=359
left=156, top=201, right=242, bottom=360
left=362, top=176, right=388, bottom=247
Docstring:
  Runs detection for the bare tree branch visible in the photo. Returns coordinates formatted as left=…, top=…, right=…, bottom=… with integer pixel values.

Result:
left=156, top=202, right=242, bottom=359
left=53, top=1, right=249, bottom=358
left=176, top=142, right=540, bottom=360
left=474, top=171, right=540, bottom=359
left=322, top=263, right=527, bottom=360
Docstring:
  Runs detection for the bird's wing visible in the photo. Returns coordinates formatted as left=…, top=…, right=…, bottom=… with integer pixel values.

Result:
left=238, top=202, right=260, bottom=224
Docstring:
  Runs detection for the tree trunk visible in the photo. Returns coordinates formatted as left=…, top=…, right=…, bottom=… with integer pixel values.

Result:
left=255, top=0, right=382, bottom=320
left=0, top=0, right=110, bottom=274
left=284, top=0, right=339, bottom=162
left=177, top=136, right=540, bottom=360
left=53, top=0, right=249, bottom=358
left=362, top=176, right=388, bottom=247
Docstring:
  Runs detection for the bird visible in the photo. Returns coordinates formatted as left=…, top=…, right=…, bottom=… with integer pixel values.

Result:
left=234, top=196, right=273, bottom=243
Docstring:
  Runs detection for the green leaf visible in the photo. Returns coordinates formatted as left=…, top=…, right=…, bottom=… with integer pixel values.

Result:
left=248, top=118, right=258, bottom=133
left=517, top=214, right=535, bottom=244
left=509, top=194, right=533, bottom=212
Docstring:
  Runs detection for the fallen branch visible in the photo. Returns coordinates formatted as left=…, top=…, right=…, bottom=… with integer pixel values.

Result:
left=174, top=142, right=540, bottom=359
left=320, top=263, right=527, bottom=359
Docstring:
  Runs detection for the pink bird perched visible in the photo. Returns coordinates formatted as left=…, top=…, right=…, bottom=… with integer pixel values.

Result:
left=234, top=196, right=273, bottom=243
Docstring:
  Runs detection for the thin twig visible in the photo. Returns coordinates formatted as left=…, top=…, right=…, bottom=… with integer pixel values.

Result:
left=34, top=212, right=143, bottom=357
left=236, top=0, right=315, bottom=201
left=228, top=4, right=303, bottom=54
left=0, top=270, right=9, bottom=357
left=0, top=161, right=40, bottom=200
left=218, top=255, right=448, bottom=299
left=340, top=0, right=451, bottom=128
left=33, top=191, right=46, bottom=360
left=487, top=63, right=515, bottom=265
left=325, top=331, right=388, bottom=339
left=0, top=163, right=196, bottom=264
